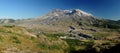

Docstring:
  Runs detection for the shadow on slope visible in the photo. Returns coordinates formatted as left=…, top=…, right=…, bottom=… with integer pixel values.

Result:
left=71, top=44, right=120, bottom=53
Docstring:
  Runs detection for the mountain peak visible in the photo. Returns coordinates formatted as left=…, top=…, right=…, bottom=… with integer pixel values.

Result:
left=51, top=9, right=93, bottom=17
left=72, top=9, right=92, bottom=16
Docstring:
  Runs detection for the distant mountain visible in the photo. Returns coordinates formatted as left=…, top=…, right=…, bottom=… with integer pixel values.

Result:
left=0, top=19, right=15, bottom=24
left=14, top=9, right=120, bottom=29
left=14, top=9, right=99, bottom=27
left=37, top=9, right=96, bottom=24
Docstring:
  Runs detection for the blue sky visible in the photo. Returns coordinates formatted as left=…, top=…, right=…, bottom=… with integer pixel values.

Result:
left=0, top=0, right=120, bottom=20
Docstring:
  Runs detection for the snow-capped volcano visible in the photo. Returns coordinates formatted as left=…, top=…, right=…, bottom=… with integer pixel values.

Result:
left=15, top=9, right=98, bottom=27
left=46, top=9, right=93, bottom=17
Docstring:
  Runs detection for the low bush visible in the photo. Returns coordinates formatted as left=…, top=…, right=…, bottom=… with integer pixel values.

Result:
left=63, top=39, right=81, bottom=46
left=3, top=25, right=15, bottom=28
left=37, top=42, right=61, bottom=50
left=0, top=36, right=3, bottom=42
left=12, top=36, right=21, bottom=44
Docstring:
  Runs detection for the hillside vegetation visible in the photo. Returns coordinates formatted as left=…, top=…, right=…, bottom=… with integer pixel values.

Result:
left=0, top=25, right=68, bottom=53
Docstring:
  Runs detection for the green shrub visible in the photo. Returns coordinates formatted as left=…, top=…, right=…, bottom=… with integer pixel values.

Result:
left=3, top=25, right=15, bottom=28
left=0, top=36, right=3, bottom=42
left=37, top=43, right=48, bottom=49
left=49, top=44, right=61, bottom=50
left=30, top=36, right=35, bottom=40
left=63, top=39, right=81, bottom=46
left=37, top=43, right=61, bottom=50
left=63, top=39, right=94, bottom=53
left=12, top=36, right=21, bottom=44
left=84, top=40, right=94, bottom=47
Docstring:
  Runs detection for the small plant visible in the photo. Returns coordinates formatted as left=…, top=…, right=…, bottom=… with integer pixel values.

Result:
left=37, top=42, right=48, bottom=49
left=0, top=36, right=3, bottom=42
left=49, top=44, right=61, bottom=50
left=84, top=40, right=94, bottom=47
left=30, top=36, right=35, bottom=40
left=12, top=36, right=21, bottom=44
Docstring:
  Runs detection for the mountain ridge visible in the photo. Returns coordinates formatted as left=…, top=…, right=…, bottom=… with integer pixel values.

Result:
left=13, top=9, right=99, bottom=27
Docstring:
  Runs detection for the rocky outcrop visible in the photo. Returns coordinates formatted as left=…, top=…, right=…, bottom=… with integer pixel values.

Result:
left=78, top=33, right=92, bottom=39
